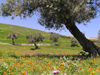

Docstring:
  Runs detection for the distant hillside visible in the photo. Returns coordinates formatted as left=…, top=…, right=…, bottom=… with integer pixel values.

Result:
left=0, top=23, right=52, bottom=44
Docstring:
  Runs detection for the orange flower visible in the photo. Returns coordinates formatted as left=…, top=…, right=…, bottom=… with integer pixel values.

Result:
left=31, top=69, right=33, bottom=71
left=10, top=72, right=13, bottom=75
left=61, top=63, right=64, bottom=66
left=36, top=65, right=38, bottom=67
left=45, top=66, right=47, bottom=69
left=9, top=70, right=11, bottom=73
left=48, top=62, right=51, bottom=64
left=20, top=68, right=23, bottom=70
left=21, top=71, right=25, bottom=74
left=80, top=67, right=82, bottom=69
left=75, top=72, right=77, bottom=74
left=57, top=66, right=61, bottom=69
left=3, top=72, right=6, bottom=74
left=34, top=67, right=36, bottom=69
left=50, top=68, right=52, bottom=70
left=69, top=66, right=70, bottom=68
left=66, top=70, right=69, bottom=73
left=98, top=70, right=100, bottom=72
left=9, top=67, right=11, bottom=69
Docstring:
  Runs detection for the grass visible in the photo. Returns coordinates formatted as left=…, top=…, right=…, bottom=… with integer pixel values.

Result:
left=0, top=23, right=51, bottom=44
left=0, top=23, right=100, bottom=75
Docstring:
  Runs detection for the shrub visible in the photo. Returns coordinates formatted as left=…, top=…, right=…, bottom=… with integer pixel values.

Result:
left=97, top=30, right=100, bottom=45
left=49, top=33, right=59, bottom=46
left=70, top=37, right=78, bottom=47
left=6, top=32, right=19, bottom=45
left=26, top=33, right=44, bottom=49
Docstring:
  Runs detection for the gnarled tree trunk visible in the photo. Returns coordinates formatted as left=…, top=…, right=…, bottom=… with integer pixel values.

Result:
left=34, top=43, right=38, bottom=49
left=12, top=38, right=15, bottom=45
left=65, top=21, right=100, bottom=58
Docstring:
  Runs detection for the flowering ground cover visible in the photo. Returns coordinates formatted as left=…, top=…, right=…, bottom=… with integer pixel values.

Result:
left=0, top=45, right=100, bottom=75
left=1, top=55, right=100, bottom=75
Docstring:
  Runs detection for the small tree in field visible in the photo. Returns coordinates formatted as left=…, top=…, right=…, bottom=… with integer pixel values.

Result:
left=26, top=33, right=44, bottom=49
left=6, top=32, right=19, bottom=45
left=97, top=30, right=100, bottom=45
left=49, top=33, right=59, bottom=46
left=70, top=37, right=78, bottom=47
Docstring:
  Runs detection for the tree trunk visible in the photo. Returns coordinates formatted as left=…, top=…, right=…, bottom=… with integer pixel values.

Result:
left=34, top=43, right=38, bottom=49
left=65, top=21, right=100, bottom=58
left=12, top=38, right=15, bottom=45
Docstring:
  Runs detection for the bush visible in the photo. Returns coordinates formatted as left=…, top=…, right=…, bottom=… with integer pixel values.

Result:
left=6, top=32, right=19, bottom=45
left=70, top=37, right=78, bottom=47
left=26, top=33, right=44, bottom=49
left=49, top=33, right=59, bottom=46
left=97, top=30, right=100, bottom=45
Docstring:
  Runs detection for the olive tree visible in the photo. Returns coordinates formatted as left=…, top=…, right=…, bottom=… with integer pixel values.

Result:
left=70, top=37, right=78, bottom=47
left=1, top=0, right=100, bottom=57
left=26, top=33, right=44, bottom=49
left=49, top=33, right=59, bottom=45
left=97, top=30, right=100, bottom=45
left=6, top=32, right=19, bottom=45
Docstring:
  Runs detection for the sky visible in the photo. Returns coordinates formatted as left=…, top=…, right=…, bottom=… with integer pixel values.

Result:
left=0, top=0, right=100, bottom=38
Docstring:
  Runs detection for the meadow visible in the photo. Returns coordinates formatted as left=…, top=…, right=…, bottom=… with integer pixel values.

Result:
left=0, top=23, right=100, bottom=75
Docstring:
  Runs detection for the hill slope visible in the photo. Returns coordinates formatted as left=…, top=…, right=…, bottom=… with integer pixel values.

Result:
left=0, top=23, right=52, bottom=44
left=0, top=23, right=72, bottom=45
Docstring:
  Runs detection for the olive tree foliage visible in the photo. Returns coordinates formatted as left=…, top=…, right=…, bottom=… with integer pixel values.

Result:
left=6, top=32, right=19, bottom=45
left=26, top=33, right=44, bottom=49
left=49, top=33, right=59, bottom=45
left=1, top=0, right=100, bottom=57
left=0, top=0, right=99, bottom=25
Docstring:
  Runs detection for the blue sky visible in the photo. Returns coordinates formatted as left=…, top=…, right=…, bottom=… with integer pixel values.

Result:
left=0, top=0, right=100, bottom=38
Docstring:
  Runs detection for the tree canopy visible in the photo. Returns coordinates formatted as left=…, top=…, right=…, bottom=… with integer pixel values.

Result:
left=6, top=32, right=19, bottom=45
left=0, top=0, right=100, bottom=30
left=49, top=33, right=59, bottom=43
left=26, top=33, right=44, bottom=49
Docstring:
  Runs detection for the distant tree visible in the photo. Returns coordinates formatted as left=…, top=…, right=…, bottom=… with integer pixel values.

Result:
left=26, top=33, right=44, bottom=49
left=49, top=33, right=59, bottom=46
left=70, top=37, right=78, bottom=47
left=1, top=0, right=100, bottom=57
left=97, top=30, right=100, bottom=45
left=6, top=32, right=19, bottom=45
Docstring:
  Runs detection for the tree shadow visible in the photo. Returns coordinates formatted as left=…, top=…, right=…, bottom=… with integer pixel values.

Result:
left=30, top=48, right=40, bottom=50
left=30, top=48, right=36, bottom=50
left=10, top=53, right=91, bottom=60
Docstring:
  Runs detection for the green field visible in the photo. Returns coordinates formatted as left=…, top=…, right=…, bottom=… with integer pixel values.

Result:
left=0, top=23, right=100, bottom=75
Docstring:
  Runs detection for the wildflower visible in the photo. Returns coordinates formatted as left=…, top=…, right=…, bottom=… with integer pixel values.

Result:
left=36, top=65, right=38, bottom=67
left=64, top=73, right=67, bottom=75
left=57, top=66, right=61, bottom=69
left=62, top=63, right=64, bottom=66
left=21, top=71, right=25, bottom=74
left=98, top=70, right=100, bottom=72
left=92, top=71, right=95, bottom=74
left=9, top=70, right=11, bottom=72
left=34, top=67, right=36, bottom=69
left=50, top=67, right=52, bottom=70
left=10, top=72, right=13, bottom=75
left=60, top=57, right=62, bottom=60
left=75, top=72, right=77, bottom=74
left=80, top=67, right=82, bottom=69
left=53, top=70, right=60, bottom=74
left=3, top=72, right=6, bottom=74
